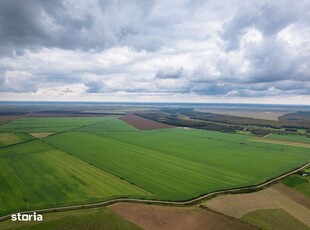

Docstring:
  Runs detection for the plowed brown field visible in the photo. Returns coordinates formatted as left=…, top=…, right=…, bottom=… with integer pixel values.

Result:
left=109, top=203, right=256, bottom=230
left=204, top=185, right=310, bottom=226
left=0, top=116, right=20, bottom=125
left=120, top=114, right=173, bottom=130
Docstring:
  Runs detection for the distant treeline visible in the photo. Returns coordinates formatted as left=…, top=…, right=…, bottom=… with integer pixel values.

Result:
left=278, top=112, right=310, bottom=129
left=136, top=109, right=310, bottom=136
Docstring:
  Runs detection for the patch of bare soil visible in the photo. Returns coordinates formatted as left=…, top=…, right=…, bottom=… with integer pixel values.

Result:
left=204, top=185, right=310, bottom=226
left=0, top=116, right=20, bottom=125
left=120, top=114, right=174, bottom=130
left=109, top=203, right=256, bottom=230
left=28, top=133, right=54, bottom=138
left=272, top=183, right=310, bottom=209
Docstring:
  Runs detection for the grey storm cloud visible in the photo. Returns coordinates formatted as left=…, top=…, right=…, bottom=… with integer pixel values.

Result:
left=155, top=68, right=184, bottom=79
left=0, top=0, right=309, bottom=103
left=0, top=0, right=159, bottom=54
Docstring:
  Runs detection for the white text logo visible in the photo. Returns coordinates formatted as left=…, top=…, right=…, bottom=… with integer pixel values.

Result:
left=11, top=212, right=43, bottom=222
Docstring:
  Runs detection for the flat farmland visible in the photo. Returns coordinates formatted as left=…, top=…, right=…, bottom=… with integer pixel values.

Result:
left=0, top=116, right=20, bottom=125
left=1, top=116, right=309, bottom=219
left=0, top=133, right=33, bottom=147
left=120, top=114, right=174, bottom=130
left=204, top=184, right=310, bottom=225
left=282, top=175, right=310, bottom=197
left=204, top=184, right=310, bottom=228
left=45, top=128, right=310, bottom=201
left=109, top=203, right=255, bottom=230
left=265, top=134, right=310, bottom=143
left=1, top=207, right=142, bottom=230
left=93, top=128, right=310, bottom=181
left=241, top=209, right=309, bottom=230
left=248, top=138, right=310, bottom=149
left=0, top=117, right=112, bottom=133
left=46, top=132, right=253, bottom=200
left=0, top=140, right=153, bottom=216
left=76, top=117, right=137, bottom=132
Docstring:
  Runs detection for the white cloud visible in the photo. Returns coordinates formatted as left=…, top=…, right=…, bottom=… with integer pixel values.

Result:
left=0, top=0, right=309, bottom=104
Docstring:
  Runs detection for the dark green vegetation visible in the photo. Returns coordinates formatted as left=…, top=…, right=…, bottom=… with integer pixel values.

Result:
left=241, top=208, right=309, bottom=230
left=76, top=118, right=137, bottom=131
left=0, top=117, right=112, bottom=133
left=1, top=207, right=141, bottom=230
left=279, top=112, right=310, bottom=129
left=0, top=133, right=33, bottom=147
left=0, top=139, right=153, bottom=216
left=281, top=175, right=310, bottom=197
left=137, top=108, right=310, bottom=136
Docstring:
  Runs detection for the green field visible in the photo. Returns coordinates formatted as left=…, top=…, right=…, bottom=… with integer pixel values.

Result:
left=265, top=134, right=310, bottom=143
left=90, top=128, right=310, bottom=180
left=76, top=118, right=137, bottom=131
left=0, top=117, right=113, bottom=133
left=45, top=128, right=310, bottom=200
left=241, top=208, right=309, bottom=230
left=0, top=117, right=309, bottom=218
left=1, top=207, right=141, bottom=230
left=0, top=133, right=33, bottom=147
left=0, top=140, right=153, bottom=216
left=281, top=175, right=310, bottom=197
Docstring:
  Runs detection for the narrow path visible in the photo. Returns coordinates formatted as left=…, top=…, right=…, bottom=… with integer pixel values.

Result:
left=1, top=161, right=309, bottom=222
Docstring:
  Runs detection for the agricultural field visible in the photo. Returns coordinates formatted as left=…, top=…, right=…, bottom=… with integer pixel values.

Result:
left=1, top=207, right=142, bottom=230
left=0, top=117, right=112, bottom=133
left=241, top=209, right=308, bottom=230
left=120, top=114, right=173, bottom=130
left=0, top=114, right=309, bottom=229
left=0, top=139, right=153, bottom=216
left=281, top=175, right=310, bottom=197
left=0, top=116, right=21, bottom=125
left=248, top=137, right=310, bottom=149
left=265, top=133, right=310, bottom=143
left=76, top=117, right=137, bottom=132
left=45, top=124, right=309, bottom=200
left=109, top=203, right=255, bottom=230
left=204, top=183, right=310, bottom=228
left=0, top=133, right=33, bottom=147
left=28, top=133, right=54, bottom=138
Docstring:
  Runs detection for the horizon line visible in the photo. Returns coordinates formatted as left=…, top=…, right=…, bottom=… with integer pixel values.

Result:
left=0, top=100, right=309, bottom=107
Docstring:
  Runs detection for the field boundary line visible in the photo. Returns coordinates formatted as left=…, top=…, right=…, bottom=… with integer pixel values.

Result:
left=0, top=115, right=24, bottom=126
left=1, top=161, right=309, bottom=222
left=42, top=116, right=118, bottom=139
left=0, top=138, right=37, bottom=150
left=39, top=138, right=157, bottom=196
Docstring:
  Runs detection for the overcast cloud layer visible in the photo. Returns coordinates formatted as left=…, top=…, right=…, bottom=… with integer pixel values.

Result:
left=0, top=0, right=309, bottom=104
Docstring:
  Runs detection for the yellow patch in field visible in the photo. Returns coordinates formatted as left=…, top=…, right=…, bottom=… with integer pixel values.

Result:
left=248, top=138, right=310, bottom=148
left=28, top=133, right=54, bottom=138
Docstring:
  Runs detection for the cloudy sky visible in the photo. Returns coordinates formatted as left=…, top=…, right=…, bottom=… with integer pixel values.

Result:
left=0, top=0, right=309, bottom=104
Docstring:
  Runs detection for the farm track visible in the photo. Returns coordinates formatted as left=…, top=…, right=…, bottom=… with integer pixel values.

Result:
left=1, top=161, right=309, bottom=222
